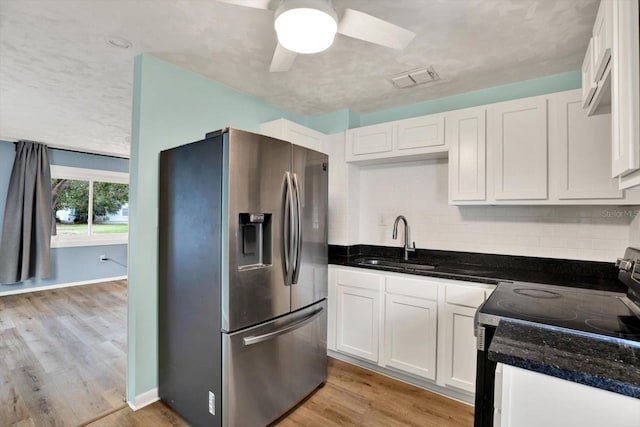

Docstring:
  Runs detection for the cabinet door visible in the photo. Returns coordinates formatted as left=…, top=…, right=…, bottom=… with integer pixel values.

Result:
left=327, top=266, right=337, bottom=351
left=582, top=37, right=597, bottom=108
left=611, top=0, right=640, bottom=179
left=440, top=303, right=478, bottom=393
left=551, top=90, right=623, bottom=200
left=447, top=107, right=486, bottom=202
left=500, top=365, right=640, bottom=427
left=345, top=123, right=394, bottom=161
left=336, top=285, right=380, bottom=362
left=489, top=97, right=548, bottom=200
left=285, top=122, right=325, bottom=152
left=592, top=0, right=613, bottom=81
left=396, top=114, right=445, bottom=151
left=260, top=119, right=325, bottom=152
left=383, top=294, right=437, bottom=380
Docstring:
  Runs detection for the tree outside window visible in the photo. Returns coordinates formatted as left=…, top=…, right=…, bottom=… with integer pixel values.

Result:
left=52, top=180, right=129, bottom=236
left=49, top=166, right=129, bottom=247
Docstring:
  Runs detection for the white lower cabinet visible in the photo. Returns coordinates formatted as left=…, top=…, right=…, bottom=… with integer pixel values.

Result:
left=437, top=283, right=487, bottom=393
left=499, top=364, right=640, bottom=427
left=335, top=269, right=383, bottom=363
left=329, top=265, right=494, bottom=399
left=383, top=276, right=438, bottom=380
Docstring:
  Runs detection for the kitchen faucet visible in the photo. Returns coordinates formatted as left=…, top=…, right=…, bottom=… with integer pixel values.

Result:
left=392, top=215, right=416, bottom=261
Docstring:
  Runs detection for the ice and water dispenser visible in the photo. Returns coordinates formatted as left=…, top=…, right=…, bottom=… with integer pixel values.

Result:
left=238, top=213, right=272, bottom=270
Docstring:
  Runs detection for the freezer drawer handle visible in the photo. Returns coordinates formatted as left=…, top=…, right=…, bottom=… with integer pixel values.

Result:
left=242, top=307, right=324, bottom=346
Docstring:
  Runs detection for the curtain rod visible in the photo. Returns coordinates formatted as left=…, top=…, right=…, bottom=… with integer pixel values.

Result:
left=12, top=141, right=129, bottom=160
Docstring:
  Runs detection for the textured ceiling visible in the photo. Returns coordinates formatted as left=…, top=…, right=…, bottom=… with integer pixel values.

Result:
left=0, top=0, right=598, bottom=157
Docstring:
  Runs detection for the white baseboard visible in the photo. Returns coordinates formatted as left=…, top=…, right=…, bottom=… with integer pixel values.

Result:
left=0, top=276, right=127, bottom=297
left=328, top=350, right=474, bottom=405
left=128, top=388, right=159, bottom=411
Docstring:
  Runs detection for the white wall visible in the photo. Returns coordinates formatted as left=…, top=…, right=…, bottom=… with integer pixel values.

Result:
left=326, top=132, right=360, bottom=246
left=330, top=151, right=637, bottom=262
left=629, top=213, right=640, bottom=247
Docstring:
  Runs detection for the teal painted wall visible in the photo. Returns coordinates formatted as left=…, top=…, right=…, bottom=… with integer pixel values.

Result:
left=356, top=70, right=581, bottom=127
left=128, top=54, right=308, bottom=401
left=0, top=140, right=129, bottom=292
left=128, top=55, right=581, bottom=401
left=305, top=108, right=360, bottom=133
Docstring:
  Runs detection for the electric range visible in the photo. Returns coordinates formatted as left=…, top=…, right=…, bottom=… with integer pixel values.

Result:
left=476, top=281, right=640, bottom=341
left=473, top=247, right=640, bottom=427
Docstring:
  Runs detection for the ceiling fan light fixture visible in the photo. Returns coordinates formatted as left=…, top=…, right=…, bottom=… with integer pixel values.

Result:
left=274, top=0, right=338, bottom=54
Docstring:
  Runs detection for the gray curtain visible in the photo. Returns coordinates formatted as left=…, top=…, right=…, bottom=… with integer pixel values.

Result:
left=0, top=141, right=52, bottom=284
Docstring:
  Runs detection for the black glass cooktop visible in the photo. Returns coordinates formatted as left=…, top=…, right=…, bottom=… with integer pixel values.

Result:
left=477, top=281, right=640, bottom=342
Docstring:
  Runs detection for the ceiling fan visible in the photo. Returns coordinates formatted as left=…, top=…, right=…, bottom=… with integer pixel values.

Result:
left=216, top=0, right=416, bottom=72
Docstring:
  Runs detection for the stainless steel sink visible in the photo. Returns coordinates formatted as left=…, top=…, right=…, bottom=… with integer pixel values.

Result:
left=354, top=258, right=436, bottom=271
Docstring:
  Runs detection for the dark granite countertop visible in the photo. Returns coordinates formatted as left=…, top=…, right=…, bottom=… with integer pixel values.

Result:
left=330, top=245, right=638, bottom=397
left=489, top=318, right=640, bottom=398
left=329, top=244, right=626, bottom=293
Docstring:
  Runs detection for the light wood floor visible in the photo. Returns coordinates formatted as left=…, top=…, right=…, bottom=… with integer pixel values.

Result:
left=0, top=280, right=128, bottom=426
left=89, top=358, right=473, bottom=427
left=0, top=280, right=473, bottom=427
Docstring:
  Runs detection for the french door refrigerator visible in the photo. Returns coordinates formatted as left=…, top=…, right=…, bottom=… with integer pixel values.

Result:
left=159, top=128, right=328, bottom=427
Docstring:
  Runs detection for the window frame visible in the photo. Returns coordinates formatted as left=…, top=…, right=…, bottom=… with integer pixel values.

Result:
left=50, top=165, right=129, bottom=248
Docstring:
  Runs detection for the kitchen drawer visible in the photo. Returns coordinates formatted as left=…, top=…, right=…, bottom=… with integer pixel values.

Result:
left=337, top=269, right=383, bottom=291
left=386, top=276, right=438, bottom=300
left=446, top=284, right=486, bottom=308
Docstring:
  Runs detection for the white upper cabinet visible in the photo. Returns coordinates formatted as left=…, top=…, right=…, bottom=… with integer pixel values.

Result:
left=550, top=90, right=623, bottom=200
left=346, top=122, right=394, bottom=162
left=447, top=106, right=487, bottom=202
left=582, top=38, right=597, bottom=108
left=260, top=119, right=326, bottom=153
left=346, top=115, right=447, bottom=164
left=488, top=96, right=548, bottom=201
left=582, top=0, right=613, bottom=116
left=612, top=0, right=640, bottom=186
left=592, top=0, right=613, bottom=81
left=449, top=90, right=640, bottom=205
left=396, top=114, right=445, bottom=151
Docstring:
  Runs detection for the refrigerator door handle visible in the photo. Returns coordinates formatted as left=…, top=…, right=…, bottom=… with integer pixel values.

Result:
left=282, top=172, right=295, bottom=286
left=242, top=307, right=324, bottom=346
left=291, top=173, right=303, bottom=285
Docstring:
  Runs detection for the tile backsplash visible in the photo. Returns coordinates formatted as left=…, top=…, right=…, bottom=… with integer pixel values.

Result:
left=347, top=157, right=638, bottom=263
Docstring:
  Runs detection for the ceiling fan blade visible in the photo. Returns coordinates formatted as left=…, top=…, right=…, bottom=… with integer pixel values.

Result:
left=269, top=43, right=298, bottom=72
left=215, top=0, right=271, bottom=9
left=337, top=8, right=416, bottom=50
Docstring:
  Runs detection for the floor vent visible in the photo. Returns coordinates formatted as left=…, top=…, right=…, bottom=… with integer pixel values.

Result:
left=390, top=66, right=440, bottom=89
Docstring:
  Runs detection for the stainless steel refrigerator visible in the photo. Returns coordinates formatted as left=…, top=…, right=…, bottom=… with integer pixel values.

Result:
left=159, top=128, right=328, bottom=427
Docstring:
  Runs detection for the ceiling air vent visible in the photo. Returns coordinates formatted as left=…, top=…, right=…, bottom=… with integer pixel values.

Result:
left=390, top=66, right=440, bottom=89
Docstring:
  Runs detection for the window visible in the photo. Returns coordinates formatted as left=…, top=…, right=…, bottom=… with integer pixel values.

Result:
left=50, top=166, right=129, bottom=247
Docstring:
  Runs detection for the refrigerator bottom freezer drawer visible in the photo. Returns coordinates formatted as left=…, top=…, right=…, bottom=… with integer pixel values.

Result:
left=222, top=299, right=327, bottom=426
